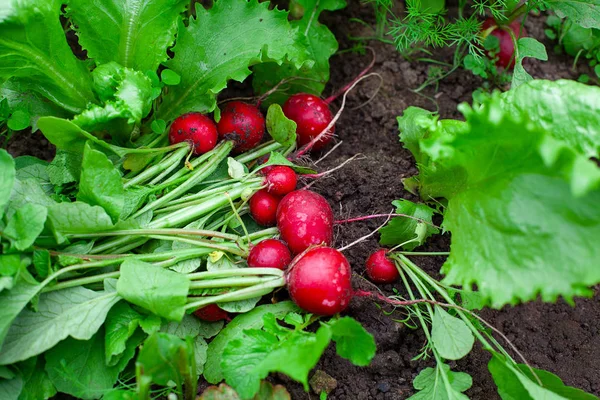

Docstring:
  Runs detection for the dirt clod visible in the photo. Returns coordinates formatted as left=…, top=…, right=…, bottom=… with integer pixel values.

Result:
left=310, top=370, right=338, bottom=395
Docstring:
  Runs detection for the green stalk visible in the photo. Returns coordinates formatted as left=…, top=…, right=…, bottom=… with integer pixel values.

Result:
left=145, top=235, right=245, bottom=257
left=234, top=140, right=282, bottom=164
left=189, top=276, right=273, bottom=289
left=156, top=178, right=264, bottom=213
left=67, top=228, right=241, bottom=242
left=149, top=182, right=262, bottom=229
left=187, top=267, right=283, bottom=280
left=133, top=141, right=234, bottom=217
left=124, top=146, right=189, bottom=188
left=184, top=277, right=286, bottom=310
left=157, top=147, right=218, bottom=188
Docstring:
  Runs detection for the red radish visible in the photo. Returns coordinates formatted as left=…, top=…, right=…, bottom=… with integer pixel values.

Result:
left=276, top=190, right=333, bottom=254
left=282, top=93, right=334, bottom=151
left=247, top=239, right=292, bottom=270
left=217, top=101, right=265, bottom=153
left=193, top=304, right=229, bottom=321
left=365, top=249, right=399, bottom=284
left=265, top=166, right=297, bottom=196
left=482, top=18, right=527, bottom=69
left=249, top=189, right=280, bottom=227
left=169, top=112, right=218, bottom=155
left=286, top=246, right=353, bottom=315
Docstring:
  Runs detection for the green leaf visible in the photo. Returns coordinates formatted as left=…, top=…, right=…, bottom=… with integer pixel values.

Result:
left=329, top=317, right=376, bottom=367
left=204, top=301, right=300, bottom=384
left=1, top=80, right=69, bottom=132
left=104, top=302, right=144, bottom=366
left=431, top=306, right=474, bottom=360
left=46, top=202, right=128, bottom=244
left=0, top=287, right=119, bottom=365
left=488, top=351, right=585, bottom=400
left=514, top=363, right=599, bottom=400
left=546, top=0, right=600, bottom=29
left=262, top=152, right=316, bottom=175
left=45, top=331, right=125, bottom=400
left=502, top=79, right=600, bottom=158
left=404, top=87, right=600, bottom=307
left=161, top=69, right=181, bottom=86
left=266, top=104, right=297, bottom=147
left=7, top=109, right=30, bottom=131
left=117, top=259, right=190, bottom=321
left=218, top=297, right=261, bottom=313
left=0, top=0, right=95, bottom=114
left=0, top=281, right=40, bottom=349
left=0, top=375, right=22, bottom=400
left=407, top=364, right=472, bottom=400
left=221, top=314, right=331, bottom=398
left=227, top=158, right=247, bottom=180
left=14, top=156, right=52, bottom=195
left=4, top=204, right=48, bottom=251
left=512, top=37, right=548, bottom=88
left=150, top=119, right=167, bottom=134
left=37, top=117, right=125, bottom=157
left=0, top=149, right=15, bottom=219
left=66, top=0, right=188, bottom=72
left=379, top=199, right=439, bottom=250
left=158, top=0, right=311, bottom=122
left=47, top=150, right=82, bottom=186
left=135, top=332, right=195, bottom=392
left=252, top=0, right=346, bottom=105
left=73, top=67, right=154, bottom=142
left=77, top=142, right=125, bottom=221
left=15, top=357, right=56, bottom=400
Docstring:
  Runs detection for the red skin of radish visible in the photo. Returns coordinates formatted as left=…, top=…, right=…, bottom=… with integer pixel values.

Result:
left=286, top=247, right=353, bottom=315
left=282, top=93, right=334, bottom=151
left=193, top=304, right=228, bottom=321
left=249, top=189, right=280, bottom=227
left=365, top=249, right=399, bottom=284
left=169, top=112, right=218, bottom=155
left=247, top=239, right=292, bottom=270
left=276, top=190, right=333, bottom=255
left=217, top=101, right=265, bottom=153
left=482, top=18, right=527, bottom=69
left=265, top=166, right=297, bottom=196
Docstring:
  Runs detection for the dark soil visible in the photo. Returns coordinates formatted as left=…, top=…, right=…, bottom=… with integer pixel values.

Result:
left=6, top=3, right=600, bottom=399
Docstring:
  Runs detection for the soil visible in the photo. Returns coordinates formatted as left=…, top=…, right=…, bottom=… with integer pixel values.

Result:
left=6, top=3, right=600, bottom=400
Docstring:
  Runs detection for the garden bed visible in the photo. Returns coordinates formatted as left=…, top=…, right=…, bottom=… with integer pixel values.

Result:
left=5, top=2, right=600, bottom=399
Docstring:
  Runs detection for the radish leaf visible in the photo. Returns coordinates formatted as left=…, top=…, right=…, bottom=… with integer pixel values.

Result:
left=329, top=317, right=376, bottom=366
left=431, top=306, right=474, bottom=360
left=104, top=302, right=145, bottom=366
left=66, top=0, right=188, bottom=72
left=546, top=0, right=600, bottom=29
left=0, top=374, right=22, bottom=400
left=117, top=259, right=189, bottom=321
left=0, top=150, right=15, bottom=219
left=3, top=204, right=47, bottom=251
left=77, top=143, right=125, bottom=222
left=0, top=281, right=40, bottom=349
left=158, top=0, right=311, bottom=122
left=408, top=364, right=472, bottom=400
left=0, top=0, right=95, bottom=114
left=0, top=287, right=119, bottom=365
left=45, top=331, right=130, bottom=399
left=204, top=302, right=300, bottom=384
left=512, top=37, right=548, bottom=88
left=15, top=356, right=56, bottom=400
left=379, top=199, right=438, bottom=250
left=266, top=104, right=297, bottom=148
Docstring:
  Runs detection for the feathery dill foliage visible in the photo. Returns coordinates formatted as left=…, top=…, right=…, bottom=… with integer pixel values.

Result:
left=365, top=0, right=533, bottom=57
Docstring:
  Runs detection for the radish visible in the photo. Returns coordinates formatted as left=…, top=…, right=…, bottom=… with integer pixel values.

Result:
left=282, top=93, right=334, bottom=151
left=365, top=249, right=399, bottom=284
left=265, top=166, right=297, bottom=196
left=169, top=112, right=218, bottom=155
left=249, top=189, right=280, bottom=227
left=482, top=18, right=527, bottom=69
left=247, top=239, right=292, bottom=270
left=217, top=101, right=265, bottom=153
left=193, top=304, right=229, bottom=321
left=286, top=246, right=353, bottom=315
left=276, top=190, right=333, bottom=254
